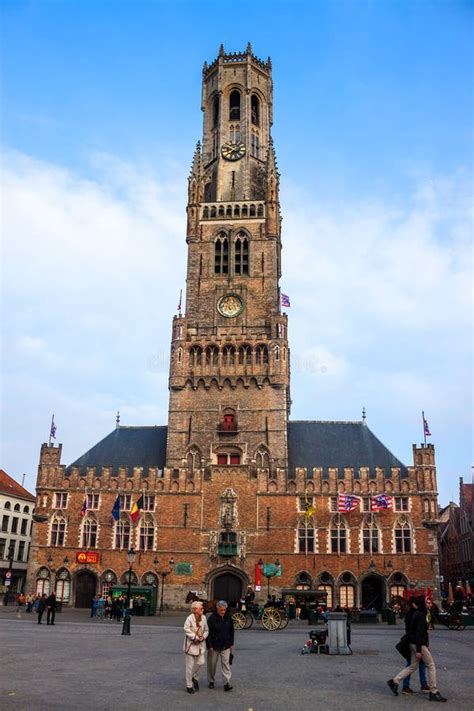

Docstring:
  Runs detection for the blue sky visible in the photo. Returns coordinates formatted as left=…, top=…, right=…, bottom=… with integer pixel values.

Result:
left=1, top=0, right=472, bottom=504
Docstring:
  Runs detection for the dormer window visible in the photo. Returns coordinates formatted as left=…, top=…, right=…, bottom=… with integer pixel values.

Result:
left=229, top=90, right=241, bottom=120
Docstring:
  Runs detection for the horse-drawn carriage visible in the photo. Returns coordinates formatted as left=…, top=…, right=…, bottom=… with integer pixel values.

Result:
left=185, top=591, right=288, bottom=630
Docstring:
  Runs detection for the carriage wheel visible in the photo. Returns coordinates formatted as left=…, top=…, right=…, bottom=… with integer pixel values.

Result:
left=278, top=611, right=289, bottom=629
left=232, top=611, right=247, bottom=630
left=261, top=607, right=281, bottom=631
left=244, top=612, right=254, bottom=629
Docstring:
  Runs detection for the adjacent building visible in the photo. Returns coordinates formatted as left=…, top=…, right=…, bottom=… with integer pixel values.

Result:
left=438, top=477, right=474, bottom=593
left=27, top=45, right=442, bottom=610
left=0, top=469, right=35, bottom=601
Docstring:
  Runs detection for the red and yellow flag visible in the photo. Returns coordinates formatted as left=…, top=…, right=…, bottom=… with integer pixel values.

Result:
left=130, top=495, right=143, bottom=524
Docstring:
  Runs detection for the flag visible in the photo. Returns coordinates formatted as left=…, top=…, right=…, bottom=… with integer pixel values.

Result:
left=280, top=293, right=291, bottom=308
left=130, top=495, right=144, bottom=524
left=338, top=494, right=361, bottom=512
left=423, top=415, right=431, bottom=437
left=177, top=288, right=182, bottom=315
left=371, top=494, right=393, bottom=511
left=112, top=496, right=121, bottom=522
left=304, top=496, right=315, bottom=518
left=50, top=415, right=57, bottom=440
left=80, top=498, right=88, bottom=517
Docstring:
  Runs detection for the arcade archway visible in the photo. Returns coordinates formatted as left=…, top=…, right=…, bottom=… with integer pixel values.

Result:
left=361, top=574, right=386, bottom=611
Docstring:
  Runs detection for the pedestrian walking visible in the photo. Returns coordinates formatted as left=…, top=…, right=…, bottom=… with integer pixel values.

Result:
left=37, top=594, right=47, bottom=624
left=46, top=591, right=57, bottom=625
left=206, top=600, right=234, bottom=691
left=399, top=597, right=429, bottom=695
left=183, top=600, right=209, bottom=694
left=387, top=595, right=447, bottom=702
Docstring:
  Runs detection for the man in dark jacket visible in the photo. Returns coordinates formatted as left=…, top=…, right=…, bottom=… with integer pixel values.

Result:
left=46, top=592, right=57, bottom=625
left=206, top=600, right=234, bottom=691
left=387, top=596, right=447, bottom=702
left=37, top=594, right=47, bottom=624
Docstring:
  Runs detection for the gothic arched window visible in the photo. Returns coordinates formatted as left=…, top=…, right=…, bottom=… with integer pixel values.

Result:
left=362, top=517, right=380, bottom=554
left=212, top=95, right=220, bottom=128
left=229, top=90, right=241, bottom=120
left=238, top=344, right=252, bottom=365
left=205, top=345, right=219, bottom=366
left=187, top=447, right=202, bottom=471
left=55, top=569, right=71, bottom=603
left=255, top=447, right=270, bottom=468
left=81, top=516, right=98, bottom=548
left=298, top=520, right=315, bottom=553
left=255, top=344, right=268, bottom=365
left=251, top=94, right=260, bottom=126
left=222, top=345, right=235, bottom=367
left=114, top=515, right=131, bottom=550
left=50, top=515, right=66, bottom=547
left=331, top=515, right=348, bottom=554
left=139, top=516, right=155, bottom=551
left=395, top=519, right=412, bottom=553
left=189, top=346, right=202, bottom=367
left=214, top=233, right=229, bottom=274
left=235, top=233, right=249, bottom=275
left=251, top=131, right=260, bottom=159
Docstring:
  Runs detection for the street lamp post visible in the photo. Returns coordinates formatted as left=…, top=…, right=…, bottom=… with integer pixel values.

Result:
left=156, top=558, right=174, bottom=616
left=3, top=543, right=15, bottom=606
left=121, top=548, right=136, bottom=636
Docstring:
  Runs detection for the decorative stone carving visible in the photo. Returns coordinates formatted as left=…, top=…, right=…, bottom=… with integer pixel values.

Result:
left=209, top=530, right=218, bottom=559
left=238, top=530, right=247, bottom=559
left=219, top=488, right=238, bottom=530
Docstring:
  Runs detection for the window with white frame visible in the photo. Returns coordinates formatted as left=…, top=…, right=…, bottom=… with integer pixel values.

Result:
left=87, top=493, right=100, bottom=510
left=139, top=518, right=155, bottom=551
left=114, top=516, right=131, bottom=550
left=36, top=568, right=51, bottom=596
left=362, top=519, right=380, bottom=554
left=339, top=584, right=355, bottom=608
left=395, top=520, right=412, bottom=553
left=394, top=496, right=409, bottom=512
left=390, top=585, right=406, bottom=598
left=51, top=516, right=66, bottom=546
left=298, top=520, right=315, bottom=553
left=318, top=584, right=333, bottom=608
left=119, top=494, right=132, bottom=511
left=299, top=496, right=314, bottom=512
left=362, top=497, right=371, bottom=512
left=54, top=492, right=68, bottom=509
left=55, top=570, right=71, bottom=602
left=143, top=495, right=156, bottom=512
left=81, top=517, right=98, bottom=548
left=331, top=516, right=347, bottom=554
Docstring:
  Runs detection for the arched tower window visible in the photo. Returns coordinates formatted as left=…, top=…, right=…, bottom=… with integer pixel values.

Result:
left=187, top=447, right=202, bottom=470
left=214, top=233, right=229, bottom=274
left=189, top=346, right=202, bottom=367
left=255, top=344, right=268, bottom=365
left=238, top=344, right=252, bottom=365
left=235, top=233, right=249, bottom=275
left=251, top=95, right=260, bottom=126
left=251, top=131, right=260, bottom=159
left=255, top=447, right=270, bottom=468
left=212, top=95, right=220, bottom=128
left=205, top=345, right=219, bottom=366
left=222, top=345, right=235, bottom=367
left=230, top=124, right=241, bottom=143
left=229, top=90, right=241, bottom=121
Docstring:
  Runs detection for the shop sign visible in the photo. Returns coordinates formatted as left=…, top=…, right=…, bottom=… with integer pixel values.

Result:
left=76, top=551, right=100, bottom=564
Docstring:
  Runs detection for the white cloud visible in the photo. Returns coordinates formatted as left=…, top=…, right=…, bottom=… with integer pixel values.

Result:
left=1, top=150, right=472, bottom=505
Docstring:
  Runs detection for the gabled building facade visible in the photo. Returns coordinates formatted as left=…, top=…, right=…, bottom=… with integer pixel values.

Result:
left=27, top=45, right=442, bottom=610
left=0, top=469, right=35, bottom=600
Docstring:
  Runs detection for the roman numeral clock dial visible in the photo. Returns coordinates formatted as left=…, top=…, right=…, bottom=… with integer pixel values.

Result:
left=221, top=141, right=246, bottom=161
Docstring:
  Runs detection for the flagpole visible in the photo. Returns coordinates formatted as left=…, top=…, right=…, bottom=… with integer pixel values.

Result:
left=49, top=414, right=54, bottom=445
left=422, top=411, right=426, bottom=446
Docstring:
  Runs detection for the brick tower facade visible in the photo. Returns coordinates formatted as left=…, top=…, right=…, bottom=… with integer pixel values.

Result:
left=167, top=42, right=289, bottom=472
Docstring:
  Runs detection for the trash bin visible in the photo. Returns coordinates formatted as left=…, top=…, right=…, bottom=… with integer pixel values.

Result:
left=381, top=608, right=388, bottom=623
left=327, top=612, right=351, bottom=655
left=387, top=609, right=396, bottom=625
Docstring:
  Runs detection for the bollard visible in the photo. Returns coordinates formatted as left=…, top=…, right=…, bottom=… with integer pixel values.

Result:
left=121, top=613, right=131, bottom=635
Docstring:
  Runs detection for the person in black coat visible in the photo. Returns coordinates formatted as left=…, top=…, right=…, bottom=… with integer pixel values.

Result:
left=46, top=592, right=57, bottom=625
left=37, top=594, right=47, bottom=624
left=387, top=596, right=447, bottom=702
left=206, top=600, right=234, bottom=691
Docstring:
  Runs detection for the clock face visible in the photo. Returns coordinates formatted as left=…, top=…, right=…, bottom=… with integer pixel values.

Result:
left=217, top=294, right=244, bottom=318
left=221, top=141, right=246, bottom=161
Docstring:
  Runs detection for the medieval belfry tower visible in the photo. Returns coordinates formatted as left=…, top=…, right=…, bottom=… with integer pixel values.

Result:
left=28, top=45, right=441, bottom=611
left=166, top=42, right=289, bottom=473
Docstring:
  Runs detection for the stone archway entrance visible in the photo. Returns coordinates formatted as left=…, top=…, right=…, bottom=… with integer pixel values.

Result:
left=75, top=571, right=97, bottom=608
left=361, top=575, right=386, bottom=611
left=212, top=573, right=243, bottom=608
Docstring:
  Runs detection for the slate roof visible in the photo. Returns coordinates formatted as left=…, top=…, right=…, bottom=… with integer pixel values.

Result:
left=66, top=421, right=407, bottom=477
left=287, top=421, right=408, bottom=477
left=0, top=469, right=36, bottom=501
left=66, top=426, right=168, bottom=475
